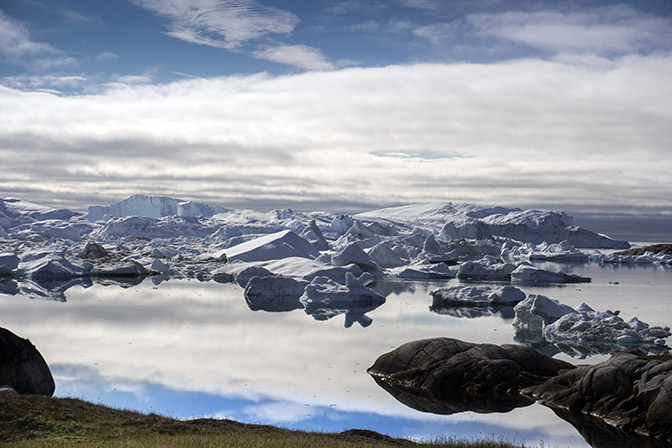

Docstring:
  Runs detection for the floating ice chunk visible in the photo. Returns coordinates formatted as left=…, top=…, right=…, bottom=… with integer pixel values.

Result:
left=0, top=225, right=8, bottom=239
left=150, top=258, right=170, bottom=275
left=511, top=264, right=591, bottom=284
left=299, top=276, right=385, bottom=327
left=367, top=242, right=406, bottom=269
left=224, top=230, right=319, bottom=262
left=299, top=219, right=329, bottom=251
left=514, top=294, right=575, bottom=321
left=18, top=250, right=85, bottom=280
left=211, top=268, right=235, bottom=283
left=322, top=214, right=354, bottom=237
left=389, top=261, right=456, bottom=280
left=332, top=242, right=380, bottom=273
left=456, top=255, right=516, bottom=281
left=234, top=266, right=273, bottom=288
left=501, top=240, right=588, bottom=262
left=244, top=275, right=308, bottom=312
left=544, top=307, right=671, bottom=348
left=430, top=285, right=526, bottom=307
left=90, top=260, right=148, bottom=278
left=0, top=253, right=19, bottom=276
left=419, top=235, right=458, bottom=264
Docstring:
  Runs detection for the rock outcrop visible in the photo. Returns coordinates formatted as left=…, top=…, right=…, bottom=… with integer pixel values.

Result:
left=367, top=338, right=574, bottom=414
left=0, top=328, right=55, bottom=396
left=522, top=351, right=672, bottom=445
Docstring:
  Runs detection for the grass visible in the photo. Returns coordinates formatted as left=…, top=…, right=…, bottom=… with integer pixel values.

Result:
left=0, top=394, right=535, bottom=448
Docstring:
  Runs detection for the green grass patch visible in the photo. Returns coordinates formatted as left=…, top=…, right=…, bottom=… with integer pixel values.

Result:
left=0, top=394, right=540, bottom=448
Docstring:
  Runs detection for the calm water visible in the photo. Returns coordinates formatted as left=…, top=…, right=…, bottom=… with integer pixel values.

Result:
left=1, top=261, right=671, bottom=448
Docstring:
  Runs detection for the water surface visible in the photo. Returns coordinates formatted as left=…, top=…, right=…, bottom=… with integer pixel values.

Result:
left=1, top=261, right=671, bottom=448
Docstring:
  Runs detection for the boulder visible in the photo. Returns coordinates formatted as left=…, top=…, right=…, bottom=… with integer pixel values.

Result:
left=368, top=338, right=574, bottom=415
left=78, top=241, right=109, bottom=259
left=0, top=328, right=55, bottom=396
left=522, top=351, right=672, bottom=444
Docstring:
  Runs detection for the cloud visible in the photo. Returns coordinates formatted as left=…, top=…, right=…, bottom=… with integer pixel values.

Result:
left=253, top=45, right=335, bottom=70
left=0, top=10, right=76, bottom=70
left=97, top=51, right=119, bottom=61
left=412, top=22, right=462, bottom=44
left=0, top=54, right=670, bottom=213
left=468, top=5, right=672, bottom=54
left=130, top=0, right=299, bottom=50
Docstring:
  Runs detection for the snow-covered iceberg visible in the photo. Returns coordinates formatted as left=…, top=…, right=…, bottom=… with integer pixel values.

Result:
left=430, top=285, right=526, bottom=307
left=510, top=264, right=591, bottom=284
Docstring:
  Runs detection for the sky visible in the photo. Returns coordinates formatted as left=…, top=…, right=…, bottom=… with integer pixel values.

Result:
left=0, top=0, right=671, bottom=236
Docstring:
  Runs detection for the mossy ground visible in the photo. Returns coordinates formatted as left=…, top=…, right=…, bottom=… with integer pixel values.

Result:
left=0, top=394, right=533, bottom=448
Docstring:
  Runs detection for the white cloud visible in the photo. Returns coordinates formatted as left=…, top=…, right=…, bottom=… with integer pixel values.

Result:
left=0, top=10, right=76, bottom=70
left=468, top=5, right=672, bottom=54
left=243, top=401, right=324, bottom=424
left=97, top=51, right=119, bottom=61
left=253, top=45, right=335, bottom=70
left=130, top=0, right=299, bottom=50
left=0, top=55, right=670, bottom=212
left=412, top=22, right=461, bottom=44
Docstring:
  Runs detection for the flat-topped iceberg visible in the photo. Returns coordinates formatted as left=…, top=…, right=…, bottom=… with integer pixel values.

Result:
left=511, top=264, right=591, bottom=284
left=431, top=285, right=526, bottom=307
left=88, top=194, right=229, bottom=222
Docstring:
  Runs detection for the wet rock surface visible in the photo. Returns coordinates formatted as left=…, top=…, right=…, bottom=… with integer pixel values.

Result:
left=0, top=328, right=54, bottom=396
left=522, top=351, right=672, bottom=445
left=367, top=338, right=574, bottom=414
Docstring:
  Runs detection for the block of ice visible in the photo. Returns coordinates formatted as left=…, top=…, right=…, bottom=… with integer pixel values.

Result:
left=224, top=230, right=319, bottom=262
left=456, top=255, right=516, bottom=281
left=18, top=250, right=85, bottom=280
left=511, top=264, right=591, bottom=284
left=0, top=253, right=20, bottom=276
left=367, top=242, right=406, bottom=269
left=332, top=242, right=380, bottom=273
left=430, top=285, right=526, bottom=307
left=244, top=275, right=308, bottom=312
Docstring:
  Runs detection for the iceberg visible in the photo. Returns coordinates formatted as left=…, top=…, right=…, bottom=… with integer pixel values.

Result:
left=88, top=194, right=228, bottom=222
left=224, top=230, right=319, bottom=262
left=430, top=285, right=526, bottom=307
left=299, top=276, right=386, bottom=327
left=510, top=264, right=591, bottom=284
left=456, top=255, right=516, bottom=281
left=244, top=276, right=308, bottom=312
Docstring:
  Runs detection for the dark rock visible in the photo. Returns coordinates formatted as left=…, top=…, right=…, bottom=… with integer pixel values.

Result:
left=616, top=243, right=672, bottom=256
left=368, top=338, right=574, bottom=414
left=78, top=241, right=109, bottom=259
left=522, top=351, right=672, bottom=444
left=0, top=328, right=55, bottom=396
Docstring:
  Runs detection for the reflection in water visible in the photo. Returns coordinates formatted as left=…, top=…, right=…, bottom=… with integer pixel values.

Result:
left=303, top=294, right=385, bottom=328
left=1, top=262, right=672, bottom=448
left=0, top=277, right=92, bottom=302
left=430, top=304, right=515, bottom=319
left=549, top=407, right=668, bottom=448
left=371, top=376, right=533, bottom=415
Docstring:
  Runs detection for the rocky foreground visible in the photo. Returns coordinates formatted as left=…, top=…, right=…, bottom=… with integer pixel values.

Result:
left=368, top=338, right=672, bottom=447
